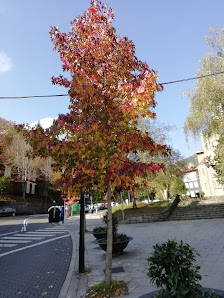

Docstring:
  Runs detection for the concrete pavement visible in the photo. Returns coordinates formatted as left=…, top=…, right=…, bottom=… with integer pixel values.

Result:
left=59, top=214, right=224, bottom=297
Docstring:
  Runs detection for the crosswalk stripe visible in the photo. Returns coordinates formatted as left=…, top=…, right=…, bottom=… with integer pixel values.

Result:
left=0, top=240, right=32, bottom=243
left=36, top=230, right=66, bottom=233
left=0, top=234, right=70, bottom=258
left=43, top=229, right=66, bottom=231
left=13, top=234, right=44, bottom=239
left=0, top=244, right=17, bottom=247
left=44, top=228, right=65, bottom=230
left=0, top=231, right=19, bottom=237
left=24, top=232, right=56, bottom=237
left=2, top=237, right=43, bottom=240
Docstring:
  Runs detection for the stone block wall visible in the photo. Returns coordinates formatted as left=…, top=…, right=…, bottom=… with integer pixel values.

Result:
left=0, top=201, right=52, bottom=215
left=122, top=194, right=181, bottom=224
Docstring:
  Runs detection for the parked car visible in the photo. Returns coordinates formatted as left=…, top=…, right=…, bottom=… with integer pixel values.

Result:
left=95, top=203, right=106, bottom=210
left=85, top=204, right=91, bottom=213
left=0, top=206, right=16, bottom=217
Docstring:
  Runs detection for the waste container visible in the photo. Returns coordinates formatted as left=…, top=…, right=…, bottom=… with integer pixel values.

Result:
left=48, top=206, right=61, bottom=223
left=60, top=206, right=64, bottom=221
left=71, top=204, right=80, bottom=215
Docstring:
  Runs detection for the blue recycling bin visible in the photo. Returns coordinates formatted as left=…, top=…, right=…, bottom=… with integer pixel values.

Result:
left=60, top=206, right=64, bottom=221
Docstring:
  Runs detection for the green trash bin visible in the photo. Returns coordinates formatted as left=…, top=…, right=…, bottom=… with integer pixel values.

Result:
left=71, top=204, right=80, bottom=215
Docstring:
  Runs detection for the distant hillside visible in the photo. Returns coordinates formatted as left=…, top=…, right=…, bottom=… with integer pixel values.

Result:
left=183, top=154, right=199, bottom=167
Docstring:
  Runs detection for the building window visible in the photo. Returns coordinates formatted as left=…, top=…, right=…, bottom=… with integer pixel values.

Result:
left=194, top=181, right=199, bottom=188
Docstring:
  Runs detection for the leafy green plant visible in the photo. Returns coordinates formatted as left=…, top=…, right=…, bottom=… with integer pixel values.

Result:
left=92, top=226, right=107, bottom=233
left=200, top=191, right=205, bottom=198
left=0, top=175, right=10, bottom=196
left=147, top=239, right=202, bottom=297
left=103, top=212, right=119, bottom=239
left=113, top=233, right=129, bottom=242
left=100, top=233, right=129, bottom=244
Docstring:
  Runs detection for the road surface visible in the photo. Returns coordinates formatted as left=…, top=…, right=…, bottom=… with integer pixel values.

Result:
left=0, top=214, right=72, bottom=298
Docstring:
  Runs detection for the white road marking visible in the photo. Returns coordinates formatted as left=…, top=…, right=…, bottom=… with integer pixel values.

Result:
left=24, top=232, right=58, bottom=237
left=36, top=230, right=65, bottom=233
left=2, top=237, right=43, bottom=240
left=21, top=219, right=28, bottom=232
left=0, top=239, right=32, bottom=243
left=0, top=244, right=17, bottom=247
left=44, top=227, right=65, bottom=230
left=43, top=229, right=66, bottom=231
left=0, top=234, right=70, bottom=257
left=0, top=231, right=19, bottom=237
left=13, top=234, right=45, bottom=239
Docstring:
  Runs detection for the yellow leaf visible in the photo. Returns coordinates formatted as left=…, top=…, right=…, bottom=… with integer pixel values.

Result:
left=40, top=292, right=47, bottom=296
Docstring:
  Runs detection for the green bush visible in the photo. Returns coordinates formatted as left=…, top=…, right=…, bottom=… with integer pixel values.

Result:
left=0, top=175, right=10, bottom=196
left=92, top=226, right=107, bottom=233
left=103, top=212, right=119, bottom=238
left=147, top=240, right=202, bottom=297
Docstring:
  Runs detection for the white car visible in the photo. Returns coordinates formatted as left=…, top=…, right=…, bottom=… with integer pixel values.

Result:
left=85, top=204, right=90, bottom=212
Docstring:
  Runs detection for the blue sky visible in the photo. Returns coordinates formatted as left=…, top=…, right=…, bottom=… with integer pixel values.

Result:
left=0, top=0, right=223, bottom=158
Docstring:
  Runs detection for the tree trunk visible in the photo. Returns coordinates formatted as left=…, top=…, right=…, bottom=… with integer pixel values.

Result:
left=22, top=180, right=26, bottom=201
left=128, top=191, right=131, bottom=204
left=132, top=192, right=137, bottom=208
left=105, top=183, right=112, bottom=285
left=79, top=192, right=85, bottom=273
left=160, top=189, right=165, bottom=200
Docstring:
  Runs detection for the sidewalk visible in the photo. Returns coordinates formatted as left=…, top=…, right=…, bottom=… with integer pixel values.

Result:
left=59, top=215, right=224, bottom=297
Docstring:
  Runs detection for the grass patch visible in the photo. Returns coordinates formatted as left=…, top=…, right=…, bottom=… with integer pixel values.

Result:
left=86, top=280, right=128, bottom=297
left=111, top=201, right=169, bottom=221
left=83, top=267, right=91, bottom=274
left=0, top=194, right=53, bottom=203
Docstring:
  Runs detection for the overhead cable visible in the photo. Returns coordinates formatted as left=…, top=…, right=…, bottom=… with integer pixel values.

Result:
left=0, top=70, right=223, bottom=100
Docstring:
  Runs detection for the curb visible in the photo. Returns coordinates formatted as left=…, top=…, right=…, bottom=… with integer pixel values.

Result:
left=58, top=222, right=77, bottom=298
left=58, top=218, right=89, bottom=298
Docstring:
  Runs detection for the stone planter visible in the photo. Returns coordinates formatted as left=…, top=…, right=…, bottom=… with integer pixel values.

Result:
left=138, top=288, right=224, bottom=298
left=92, top=231, right=107, bottom=240
left=97, top=237, right=133, bottom=254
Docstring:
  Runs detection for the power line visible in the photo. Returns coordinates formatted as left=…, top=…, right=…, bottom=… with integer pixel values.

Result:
left=161, top=71, right=224, bottom=85
left=0, top=70, right=223, bottom=100
left=0, top=94, right=68, bottom=99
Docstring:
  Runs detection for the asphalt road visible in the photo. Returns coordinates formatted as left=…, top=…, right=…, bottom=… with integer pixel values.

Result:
left=0, top=214, right=72, bottom=298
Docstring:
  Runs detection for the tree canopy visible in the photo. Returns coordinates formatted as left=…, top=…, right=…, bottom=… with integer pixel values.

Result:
left=18, top=0, right=169, bottom=284
left=184, top=26, right=224, bottom=183
left=184, top=26, right=224, bottom=138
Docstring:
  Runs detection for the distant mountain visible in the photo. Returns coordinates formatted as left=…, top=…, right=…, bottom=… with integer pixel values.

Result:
left=183, top=154, right=199, bottom=167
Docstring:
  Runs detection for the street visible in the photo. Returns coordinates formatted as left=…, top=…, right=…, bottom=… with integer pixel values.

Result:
left=0, top=214, right=73, bottom=298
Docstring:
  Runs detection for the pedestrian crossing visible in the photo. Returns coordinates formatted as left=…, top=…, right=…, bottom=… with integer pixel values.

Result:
left=0, top=226, right=67, bottom=251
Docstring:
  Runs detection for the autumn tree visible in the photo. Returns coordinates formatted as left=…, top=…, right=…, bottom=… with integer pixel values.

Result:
left=19, top=0, right=169, bottom=285
left=0, top=117, right=14, bottom=166
left=184, top=26, right=224, bottom=183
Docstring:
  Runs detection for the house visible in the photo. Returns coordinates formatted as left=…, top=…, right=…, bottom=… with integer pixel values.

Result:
left=0, top=164, right=37, bottom=195
left=183, top=134, right=224, bottom=198
left=182, top=154, right=201, bottom=197
left=183, top=167, right=201, bottom=197
left=195, top=135, right=224, bottom=197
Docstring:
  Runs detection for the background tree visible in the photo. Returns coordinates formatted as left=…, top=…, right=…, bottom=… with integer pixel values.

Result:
left=0, top=118, right=14, bottom=166
left=19, top=0, right=169, bottom=285
left=170, top=177, right=188, bottom=197
left=0, top=175, right=10, bottom=197
left=133, top=120, right=185, bottom=200
left=184, top=26, right=224, bottom=182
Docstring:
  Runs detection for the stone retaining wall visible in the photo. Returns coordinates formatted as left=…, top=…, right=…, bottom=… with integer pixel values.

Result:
left=122, top=194, right=181, bottom=224
left=0, top=201, right=52, bottom=215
